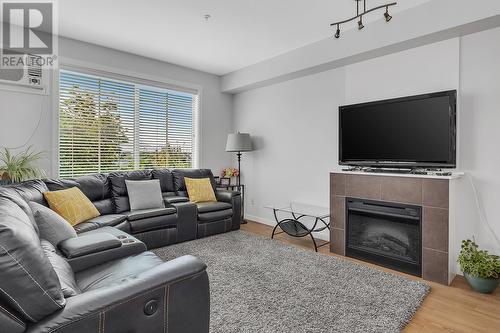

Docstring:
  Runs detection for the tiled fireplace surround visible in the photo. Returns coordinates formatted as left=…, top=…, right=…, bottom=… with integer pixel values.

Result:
left=330, top=172, right=452, bottom=285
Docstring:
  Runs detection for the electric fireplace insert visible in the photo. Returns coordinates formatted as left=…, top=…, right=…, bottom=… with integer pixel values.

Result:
left=345, top=197, right=422, bottom=277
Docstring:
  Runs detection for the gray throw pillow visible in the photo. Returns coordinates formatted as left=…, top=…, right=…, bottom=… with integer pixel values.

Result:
left=29, top=202, right=77, bottom=247
left=125, top=179, right=164, bottom=211
left=41, top=240, right=81, bottom=297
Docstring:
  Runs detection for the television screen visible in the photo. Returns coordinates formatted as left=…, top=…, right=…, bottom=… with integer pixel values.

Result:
left=339, top=90, right=456, bottom=168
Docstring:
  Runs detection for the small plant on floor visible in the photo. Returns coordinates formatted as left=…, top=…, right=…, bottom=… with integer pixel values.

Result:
left=458, top=238, right=500, bottom=294
left=0, top=146, right=46, bottom=184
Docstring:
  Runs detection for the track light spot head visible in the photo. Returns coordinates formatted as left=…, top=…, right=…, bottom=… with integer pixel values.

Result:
left=358, top=17, right=364, bottom=30
left=329, top=2, right=395, bottom=39
left=384, top=7, right=392, bottom=22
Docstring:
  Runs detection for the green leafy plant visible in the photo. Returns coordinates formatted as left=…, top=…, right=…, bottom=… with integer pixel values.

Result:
left=0, top=146, right=46, bottom=183
left=458, top=239, right=500, bottom=279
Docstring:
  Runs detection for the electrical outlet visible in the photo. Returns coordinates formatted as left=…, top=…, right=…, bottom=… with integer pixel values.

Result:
left=250, top=198, right=255, bottom=206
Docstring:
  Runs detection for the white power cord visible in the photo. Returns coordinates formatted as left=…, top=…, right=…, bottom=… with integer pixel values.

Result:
left=466, top=172, right=500, bottom=247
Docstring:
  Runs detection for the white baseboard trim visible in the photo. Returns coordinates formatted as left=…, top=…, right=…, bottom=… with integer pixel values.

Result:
left=245, top=214, right=330, bottom=241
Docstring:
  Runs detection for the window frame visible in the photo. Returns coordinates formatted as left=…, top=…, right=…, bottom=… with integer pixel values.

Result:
left=55, top=63, right=202, bottom=178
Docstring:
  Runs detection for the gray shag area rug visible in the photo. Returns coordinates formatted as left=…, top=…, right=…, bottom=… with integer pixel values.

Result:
left=153, top=231, right=429, bottom=333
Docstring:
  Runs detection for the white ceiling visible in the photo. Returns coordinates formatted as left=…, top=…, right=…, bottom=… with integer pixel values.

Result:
left=59, top=0, right=431, bottom=76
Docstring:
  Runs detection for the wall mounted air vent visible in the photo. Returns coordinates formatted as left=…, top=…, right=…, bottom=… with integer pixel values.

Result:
left=0, top=54, right=47, bottom=94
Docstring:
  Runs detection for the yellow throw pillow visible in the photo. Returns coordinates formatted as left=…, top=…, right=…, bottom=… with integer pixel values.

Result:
left=184, top=177, right=217, bottom=203
left=43, top=187, right=100, bottom=226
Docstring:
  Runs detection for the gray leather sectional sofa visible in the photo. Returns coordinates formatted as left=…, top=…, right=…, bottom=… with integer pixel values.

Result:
left=0, top=168, right=241, bottom=332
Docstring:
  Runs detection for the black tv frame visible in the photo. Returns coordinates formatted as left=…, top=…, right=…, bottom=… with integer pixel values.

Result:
left=339, top=90, right=457, bottom=169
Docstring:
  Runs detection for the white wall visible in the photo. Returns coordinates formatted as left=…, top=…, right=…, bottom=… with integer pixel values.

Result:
left=344, top=39, right=459, bottom=105
left=459, top=26, right=500, bottom=253
left=0, top=37, right=233, bottom=177
left=0, top=88, right=53, bottom=174
left=234, top=34, right=500, bottom=270
left=233, top=68, right=345, bottom=240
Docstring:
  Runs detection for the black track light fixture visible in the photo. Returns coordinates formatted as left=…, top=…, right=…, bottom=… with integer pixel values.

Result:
left=384, top=6, right=392, bottom=22
left=358, top=16, right=364, bottom=30
left=330, top=1, right=397, bottom=39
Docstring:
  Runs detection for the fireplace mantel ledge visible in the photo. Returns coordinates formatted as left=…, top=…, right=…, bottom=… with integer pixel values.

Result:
left=331, top=169, right=464, bottom=180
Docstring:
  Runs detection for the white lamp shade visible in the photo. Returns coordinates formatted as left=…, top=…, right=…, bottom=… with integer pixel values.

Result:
left=226, top=133, right=253, bottom=152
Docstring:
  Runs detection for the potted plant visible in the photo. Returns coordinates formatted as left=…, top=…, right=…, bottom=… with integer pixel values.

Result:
left=458, top=239, right=500, bottom=294
left=0, top=146, right=46, bottom=185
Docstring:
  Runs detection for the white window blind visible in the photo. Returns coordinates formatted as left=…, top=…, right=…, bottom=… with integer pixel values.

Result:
left=138, top=87, right=194, bottom=169
left=59, top=70, right=197, bottom=178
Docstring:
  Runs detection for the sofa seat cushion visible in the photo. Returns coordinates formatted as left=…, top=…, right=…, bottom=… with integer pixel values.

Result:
left=129, top=213, right=178, bottom=234
left=79, top=226, right=139, bottom=241
left=73, top=214, right=127, bottom=234
left=75, top=251, right=164, bottom=292
left=198, top=209, right=233, bottom=223
left=196, top=202, right=232, bottom=214
left=86, top=214, right=127, bottom=226
left=125, top=207, right=176, bottom=221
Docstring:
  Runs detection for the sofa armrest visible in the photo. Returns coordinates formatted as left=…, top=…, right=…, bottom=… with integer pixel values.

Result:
left=62, top=227, right=147, bottom=273
left=216, top=189, right=242, bottom=230
left=215, top=189, right=241, bottom=203
left=164, top=196, right=189, bottom=204
left=171, top=202, right=198, bottom=243
left=27, top=255, right=210, bottom=333
left=59, top=233, right=122, bottom=259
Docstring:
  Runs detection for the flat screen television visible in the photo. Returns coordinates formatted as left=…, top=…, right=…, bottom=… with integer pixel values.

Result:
left=339, top=90, right=457, bottom=168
